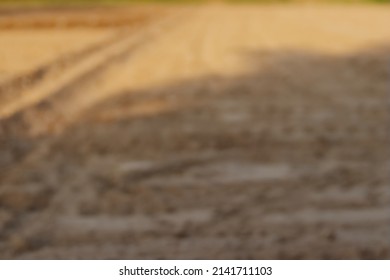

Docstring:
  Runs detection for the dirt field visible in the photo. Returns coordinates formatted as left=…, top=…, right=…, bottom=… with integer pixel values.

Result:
left=0, top=5, right=389, bottom=259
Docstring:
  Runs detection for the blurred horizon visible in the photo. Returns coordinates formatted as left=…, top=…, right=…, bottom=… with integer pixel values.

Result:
left=0, top=0, right=389, bottom=7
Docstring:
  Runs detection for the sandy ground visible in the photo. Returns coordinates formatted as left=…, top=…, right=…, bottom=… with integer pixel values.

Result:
left=0, top=29, right=113, bottom=83
left=0, top=5, right=389, bottom=259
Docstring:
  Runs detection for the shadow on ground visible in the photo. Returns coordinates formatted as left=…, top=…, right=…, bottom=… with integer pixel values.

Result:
left=0, top=44, right=389, bottom=259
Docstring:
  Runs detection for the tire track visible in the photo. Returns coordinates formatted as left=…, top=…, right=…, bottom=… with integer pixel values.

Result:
left=0, top=30, right=128, bottom=105
left=0, top=10, right=190, bottom=177
left=0, top=10, right=189, bottom=128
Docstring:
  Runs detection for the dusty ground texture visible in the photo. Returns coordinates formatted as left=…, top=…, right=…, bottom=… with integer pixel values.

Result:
left=0, top=5, right=390, bottom=259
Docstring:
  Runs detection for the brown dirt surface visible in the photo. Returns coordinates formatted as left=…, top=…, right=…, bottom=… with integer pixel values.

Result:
left=0, top=4, right=389, bottom=259
left=0, top=6, right=165, bottom=29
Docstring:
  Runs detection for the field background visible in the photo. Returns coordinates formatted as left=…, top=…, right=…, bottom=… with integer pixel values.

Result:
left=0, top=0, right=389, bottom=260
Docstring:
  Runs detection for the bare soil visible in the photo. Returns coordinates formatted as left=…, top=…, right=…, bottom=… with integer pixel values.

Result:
left=0, top=5, right=389, bottom=259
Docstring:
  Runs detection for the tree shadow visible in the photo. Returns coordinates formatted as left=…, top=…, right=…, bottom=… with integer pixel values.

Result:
left=61, top=45, right=390, bottom=163
left=0, top=44, right=389, bottom=259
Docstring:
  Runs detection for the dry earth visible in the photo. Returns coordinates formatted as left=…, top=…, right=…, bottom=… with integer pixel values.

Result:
left=0, top=5, right=389, bottom=259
